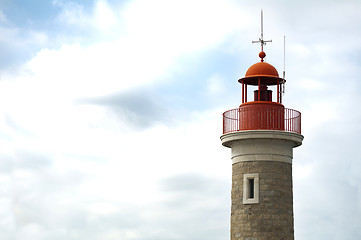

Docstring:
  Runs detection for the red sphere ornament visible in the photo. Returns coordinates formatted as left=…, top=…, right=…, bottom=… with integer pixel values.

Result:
left=259, top=51, right=266, bottom=61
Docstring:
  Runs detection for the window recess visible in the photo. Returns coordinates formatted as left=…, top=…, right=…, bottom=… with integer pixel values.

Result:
left=243, top=173, right=259, bottom=204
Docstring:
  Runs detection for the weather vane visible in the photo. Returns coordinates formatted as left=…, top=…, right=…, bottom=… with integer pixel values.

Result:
left=252, top=10, right=272, bottom=54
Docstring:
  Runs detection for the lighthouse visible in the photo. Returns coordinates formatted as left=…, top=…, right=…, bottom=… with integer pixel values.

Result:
left=220, top=18, right=304, bottom=240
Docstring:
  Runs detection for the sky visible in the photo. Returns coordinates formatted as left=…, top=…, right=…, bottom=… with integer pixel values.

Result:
left=0, top=0, right=360, bottom=239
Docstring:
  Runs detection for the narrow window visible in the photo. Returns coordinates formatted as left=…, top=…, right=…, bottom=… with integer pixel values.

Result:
left=248, top=178, right=255, bottom=199
left=243, top=173, right=259, bottom=204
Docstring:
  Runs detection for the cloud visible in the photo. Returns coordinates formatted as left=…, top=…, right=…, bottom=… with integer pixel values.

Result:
left=82, top=88, right=170, bottom=129
left=140, top=173, right=230, bottom=240
left=122, top=0, right=242, bottom=51
left=93, top=0, right=118, bottom=31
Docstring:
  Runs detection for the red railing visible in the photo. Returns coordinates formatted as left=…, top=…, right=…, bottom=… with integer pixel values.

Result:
left=223, top=107, right=301, bottom=134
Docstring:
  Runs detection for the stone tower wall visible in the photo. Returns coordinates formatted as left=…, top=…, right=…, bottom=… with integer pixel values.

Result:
left=231, top=161, right=294, bottom=240
left=221, top=131, right=303, bottom=240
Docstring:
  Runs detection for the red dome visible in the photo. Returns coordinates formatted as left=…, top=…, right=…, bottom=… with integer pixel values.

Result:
left=245, top=62, right=279, bottom=78
left=238, top=60, right=283, bottom=86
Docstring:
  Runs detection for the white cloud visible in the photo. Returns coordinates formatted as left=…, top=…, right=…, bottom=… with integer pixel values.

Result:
left=0, top=0, right=246, bottom=142
left=122, top=0, right=242, bottom=53
left=93, top=0, right=117, bottom=31
left=87, top=202, right=120, bottom=215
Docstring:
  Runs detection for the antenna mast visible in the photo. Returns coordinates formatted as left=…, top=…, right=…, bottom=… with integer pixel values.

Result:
left=280, top=36, right=286, bottom=103
left=283, top=36, right=286, bottom=80
left=252, top=10, right=272, bottom=54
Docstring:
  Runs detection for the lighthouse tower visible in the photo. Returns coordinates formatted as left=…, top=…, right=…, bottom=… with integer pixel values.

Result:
left=220, top=22, right=304, bottom=240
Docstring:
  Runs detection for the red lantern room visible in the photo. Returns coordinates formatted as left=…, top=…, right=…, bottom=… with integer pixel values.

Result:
left=238, top=51, right=286, bottom=131
left=222, top=52, right=301, bottom=134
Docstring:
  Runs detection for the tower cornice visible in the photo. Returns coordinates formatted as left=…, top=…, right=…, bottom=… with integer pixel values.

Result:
left=221, top=130, right=304, bottom=164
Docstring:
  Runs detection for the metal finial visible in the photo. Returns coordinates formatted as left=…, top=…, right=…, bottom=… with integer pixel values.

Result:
left=252, top=10, right=272, bottom=60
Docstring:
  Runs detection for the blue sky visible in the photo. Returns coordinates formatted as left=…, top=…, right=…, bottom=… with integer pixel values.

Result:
left=0, top=0, right=361, bottom=239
